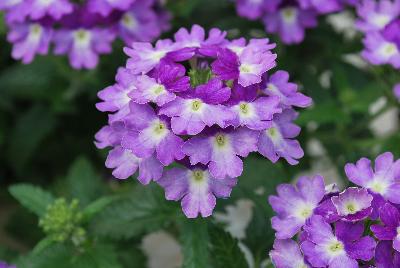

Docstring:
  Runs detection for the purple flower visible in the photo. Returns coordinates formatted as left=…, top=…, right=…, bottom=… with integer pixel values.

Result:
left=182, top=128, right=259, bottom=179
left=117, top=0, right=164, bottom=44
left=0, top=0, right=29, bottom=23
left=361, top=32, right=400, bottom=69
left=262, top=70, right=312, bottom=108
left=124, top=39, right=176, bottom=74
left=371, top=203, right=400, bottom=252
left=383, top=19, right=400, bottom=48
left=96, top=25, right=311, bottom=217
left=157, top=167, right=237, bottom=218
left=94, top=123, right=126, bottom=149
left=212, top=47, right=277, bottom=87
left=331, top=187, right=373, bottom=222
left=7, top=22, right=52, bottom=64
left=174, top=24, right=227, bottom=50
left=129, top=61, right=190, bottom=106
left=235, top=0, right=278, bottom=20
left=298, top=0, right=344, bottom=14
left=105, top=146, right=163, bottom=184
left=394, top=83, right=400, bottom=102
left=88, top=0, right=135, bottom=16
left=269, top=239, right=310, bottom=268
left=224, top=37, right=276, bottom=57
left=344, top=152, right=400, bottom=205
left=121, top=103, right=184, bottom=166
left=96, top=68, right=135, bottom=112
left=257, top=109, right=304, bottom=165
left=302, top=215, right=376, bottom=267
left=375, top=241, right=400, bottom=267
left=263, top=6, right=317, bottom=44
left=54, top=28, right=116, bottom=69
left=28, top=0, right=73, bottom=20
left=159, top=79, right=235, bottom=135
left=269, top=175, right=326, bottom=239
left=356, top=0, right=400, bottom=32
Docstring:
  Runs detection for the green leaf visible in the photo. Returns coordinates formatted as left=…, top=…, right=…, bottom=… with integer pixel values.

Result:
left=180, top=219, right=210, bottom=268
left=65, top=157, right=104, bottom=206
left=91, top=185, right=178, bottom=239
left=16, top=244, right=72, bottom=268
left=9, top=184, right=55, bottom=217
left=72, top=244, right=122, bottom=268
left=81, top=196, right=119, bottom=223
left=209, top=225, right=248, bottom=268
left=31, top=237, right=55, bottom=255
left=7, top=105, right=56, bottom=174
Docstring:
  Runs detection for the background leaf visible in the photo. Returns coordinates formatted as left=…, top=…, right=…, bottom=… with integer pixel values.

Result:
left=8, top=184, right=55, bottom=217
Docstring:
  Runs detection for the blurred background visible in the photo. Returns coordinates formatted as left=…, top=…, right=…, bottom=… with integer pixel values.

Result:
left=1, top=1, right=399, bottom=267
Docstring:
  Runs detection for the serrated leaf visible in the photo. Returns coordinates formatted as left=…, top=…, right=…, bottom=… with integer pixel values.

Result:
left=9, top=184, right=55, bottom=217
left=65, top=157, right=104, bottom=206
left=16, top=244, right=72, bottom=268
left=91, top=185, right=178, bottom=239
left=180, top=219, right=210, bottom=268
left=209, top=225, right=248, bottom=268
left=81, top=196, right=119, bottom=222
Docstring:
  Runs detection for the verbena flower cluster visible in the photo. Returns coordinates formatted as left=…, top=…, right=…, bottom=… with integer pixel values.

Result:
left=234, top=0, right=357, bottom=44
left=355, top=0, right=400, bottom=69
left=269, top=152, right=400, bottom=267
left=95, top=25, right=312, bottom=218
left=0, top=0, right=170, bottom=69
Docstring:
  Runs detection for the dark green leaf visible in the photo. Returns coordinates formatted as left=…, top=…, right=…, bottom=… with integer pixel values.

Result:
left=180, top=218, right=210, bottom=268
left=81, top=196, right=119, bottom=222
left=7, top=105, right=56, bottom=174
left=209, top=225, right=248, bottom=268
left=91, top=185, right=178, bottom=239
left=9, top=184, right=55, bottom=217
left=65, top=157, right=104, bottom=206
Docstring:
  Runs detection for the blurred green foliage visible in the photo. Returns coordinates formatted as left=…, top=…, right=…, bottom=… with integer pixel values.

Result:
left=1, top=0, right=400, bottom=267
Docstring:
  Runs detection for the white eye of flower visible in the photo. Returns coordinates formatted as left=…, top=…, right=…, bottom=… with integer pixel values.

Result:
left=74, top=29, right=92, bottom=48
left=151, top=84, right=166, bottom=96
left=379, top=42, right=398, bottom=58
left=326, top=239, right=345, bottom=257
left=191, top=99, right=203, bottom=112
left=281, top=7, right=297, bottom=24
left=30, top=24, right=43, bottom=37
left=121, top=13, right=138, bottom=30
left=367, top=178, right=389, bottom=195
left=38, top=0, right=54, bottom=6
left=239, top=64, right=254, bottom=74
left=370, top=13, right=391, bottom=28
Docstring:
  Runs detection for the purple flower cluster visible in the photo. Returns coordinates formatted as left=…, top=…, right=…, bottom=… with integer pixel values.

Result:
left=1, top=0, right=170, bottom=69
left=95, top=25, right=312, bottom=218
left=235, top=0, right=357, bottom=44
left=269, top=152, right=400, bottom=267
left=356, top=0, right=400, bottom=69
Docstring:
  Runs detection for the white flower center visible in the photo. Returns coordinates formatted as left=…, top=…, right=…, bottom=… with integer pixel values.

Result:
left=293, top=203, right=313, bottom=220
left=151, top=84, right=166, bottom=96
left=367, top=178, right=388, bottom=195
left=73, top=29, right=91, bottom=48
left=370, top=14, right=391, bottom=29
left=326, top=239, right=345, bottom=257
left=281, top=7, right=297, bottom=24
left=191, top=99, right=203, bottom=112
left=149, top=50, right=167, bottom=61
left=239, top=64, right=254, bottom=74
left=29, top=24, right=43, bottom=41
left=379, top=42, right=398, bottom=59
left=266, top=126, right=283, bottom=144
left=121, top=13, right=138, bottom=30
left=38, top=0, right=54, bottom=7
